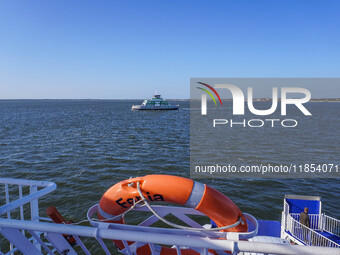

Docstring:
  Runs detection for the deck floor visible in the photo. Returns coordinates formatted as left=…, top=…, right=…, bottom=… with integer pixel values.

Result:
left=316, top=231, right=340, bottom=245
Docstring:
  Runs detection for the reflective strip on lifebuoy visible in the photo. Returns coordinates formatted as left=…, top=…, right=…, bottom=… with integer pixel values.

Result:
left=98, top=175, right=248, bottom=253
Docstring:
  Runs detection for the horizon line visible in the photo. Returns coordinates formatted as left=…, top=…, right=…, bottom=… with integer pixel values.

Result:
left=0, top=98, right=340, bottom=101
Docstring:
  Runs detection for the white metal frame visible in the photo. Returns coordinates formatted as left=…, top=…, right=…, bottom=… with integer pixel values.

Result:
left=87, top=203, right=260, bottom=255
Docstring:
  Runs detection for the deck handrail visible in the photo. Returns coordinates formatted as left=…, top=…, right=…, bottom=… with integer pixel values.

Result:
left=286, top=213, right=339, bottom=248
left=290, top=212, right=340, bottom=236
left=290, top=213, right=321, bottom=230
left=0, top=178, right=56, bottom=216
left=0, top=218, right=339, bottom=255
left=323, top=214, right=340, bottom=236
left=87, top=203, right=259, bottom=240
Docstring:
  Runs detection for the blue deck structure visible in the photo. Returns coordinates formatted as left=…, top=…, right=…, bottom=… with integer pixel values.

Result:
left=257, top=220, right=281, bottom=237
left=281, top=195, right=340, bottom=248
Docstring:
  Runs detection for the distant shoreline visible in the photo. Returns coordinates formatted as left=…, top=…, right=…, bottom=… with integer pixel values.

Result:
left=177, top=99, right=340, bottom=102
left=309, top=99, right=340, bottom=102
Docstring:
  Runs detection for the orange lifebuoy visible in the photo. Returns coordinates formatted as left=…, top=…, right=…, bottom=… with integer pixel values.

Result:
left=98, top=175, right=248, bottom=254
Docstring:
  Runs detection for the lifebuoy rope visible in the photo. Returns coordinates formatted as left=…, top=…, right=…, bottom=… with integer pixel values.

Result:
left=69, top=181, right=243, bottom=232
left=69, top=198, right=146, bottom=225
left=135, top=181, right=243, bottom=231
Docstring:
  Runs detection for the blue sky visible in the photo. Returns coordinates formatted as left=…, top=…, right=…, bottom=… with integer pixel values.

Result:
left=0, top=0, right=339, bottom=99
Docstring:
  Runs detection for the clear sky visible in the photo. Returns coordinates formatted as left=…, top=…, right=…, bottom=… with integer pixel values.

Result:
left=0, top=0, right=339, bottom=99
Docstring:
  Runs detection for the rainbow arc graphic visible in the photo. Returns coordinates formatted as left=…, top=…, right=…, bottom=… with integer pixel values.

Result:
left=196, top=82, right=222, bottom=106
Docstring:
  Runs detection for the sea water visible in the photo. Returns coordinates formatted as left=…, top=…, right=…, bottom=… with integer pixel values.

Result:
left=0, top=100, right=339, bottom=225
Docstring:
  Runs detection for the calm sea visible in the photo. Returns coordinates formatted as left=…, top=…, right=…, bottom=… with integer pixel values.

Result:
left=0, top=100, right=339, bottom=226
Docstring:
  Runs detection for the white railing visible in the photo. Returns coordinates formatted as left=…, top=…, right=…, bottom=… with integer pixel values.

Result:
left=290, top=213, right=321, bottom=230
left=282, top=201, right=340, bottom=248
left=291, top=212, right=340, bottom=236
left=285, top=213, right=339, bottom=248
left=87, top=204, right=260, bottom=254
left=0, top=178, right=56, bottom=219
left=323, top=215, right=340, bottom=237
left=1, top=217, right=339, bottom=255
left=0, top=178, right=57, bottom=254
left=1, top=178, right=339, bottom=255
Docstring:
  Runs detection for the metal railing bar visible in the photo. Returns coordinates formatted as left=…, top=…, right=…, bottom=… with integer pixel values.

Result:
left=4, top=184, right=13, bottom=252
left=95, top=218, right=224, bottom=238
left=18, top=185, right=25, bottom=235
left=122, top=240, right=132, bottom=255
left=1, top=218, right=339, bottom=255
left=38, top=216, right=53, bottom=221
left=138, top=212, right=169, bottom=227
left=4, top=184, right=10, bottom=219
left=18, top=185, right=24, bottom=221
left=30, top=185, right=38, bottom=221
left=73, top=235, right=91, bottom=255
left=148, top=243, right=156, bottom=255
left=134, top=205, right=205, bottom=215
left=174, top=245, right=181, bottom=255
left=131, top=242, right=148, bottom=254
left=29, top=185, right=40, bottom=251
left=170, top=212, right=204, bottom=228
left=4, top=247, right=17, bottom=255
left=0, top=181, right=56, bottom=216
left=28, top=230, right=54, bottom=255
left=96, top=238, right=111, bottom=255
left=323, top=214, right=340, bottom=236
left=0, top=178, right=54, bottom=187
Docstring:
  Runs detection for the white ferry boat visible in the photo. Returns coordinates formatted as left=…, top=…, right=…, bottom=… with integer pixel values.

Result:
left=0, top=176, right=339, bottom=255
left=131, top=94, right=179, bottom=110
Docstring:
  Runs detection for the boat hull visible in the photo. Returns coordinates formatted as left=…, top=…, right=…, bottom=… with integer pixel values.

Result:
left=131, top=105, right=179, bottom=111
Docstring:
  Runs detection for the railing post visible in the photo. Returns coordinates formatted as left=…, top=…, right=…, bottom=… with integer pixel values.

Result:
left=30, top=185, right=41, bottom=252
left=30, top=185, right=39, bottom=222
left=281, top=211, right=285, bottom=238
left=4, top=184, right=14, bottom=251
